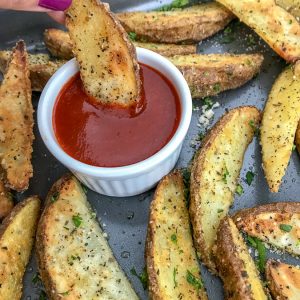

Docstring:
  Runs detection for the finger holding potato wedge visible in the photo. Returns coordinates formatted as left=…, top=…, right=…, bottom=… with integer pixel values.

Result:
left=146, top=171, right=207, bottom=300
left=261, top=66, right=300, bottom=192
left=213, top=217, right=268, bottom=300
left=190, top=106, right=261, bottom=272
left=0, top=181, right=13, bottom=220
left=0, top=196, right=40, bottom=300
left=66, top=0, right=141, bottom=107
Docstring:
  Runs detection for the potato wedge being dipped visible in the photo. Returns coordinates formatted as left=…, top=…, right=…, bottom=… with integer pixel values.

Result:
left=66, top=0, right=141, bottom=107
left=216, top=0, right=300, bottom=62
left=213, top=217, right=268, bottom=300
left=233, top=202, right=300, bottom=256
left=36, top=175, right=139, bottom=299
left=0, top=196, right=40, bottom=300
left=190, top=106, right=261, bottom=271
left=146, top=171, right=207, bottom=300
left=266, top=260, right=300, bottom=300
left=261, top=66, right=300, bottom=192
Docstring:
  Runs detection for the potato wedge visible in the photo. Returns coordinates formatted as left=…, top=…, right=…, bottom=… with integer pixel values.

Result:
left=276, top=0, right=300, bottom=19
left=261, top=66, right=300, bottom=192
left=146, top=171, right=207, bottom=300
left=0, top=51, right=65, bottom=92
left=233, top=202, right=300, bottom=256
left=296, top=120, right=300, bottom=154
left=5, top=50, right=263, bottom=98
left=66, top=0, right=141, bottom=107
left=0, top=196, right=40, bottom=300
left=216, top=0, right=300, bottom=62
left=168, top=53, right=264, bottom=98
left=44, top=28, right=197, bottom=59
left=190, top=106, right=261, bottom=271
left=36, top=175, right=138, bottom=299
left=266, top=260, right=300, bottom=300
left=0, top=41, right=33, bottom=191
left=118, top=3, right=234, bottom=44
left=213, top=217, right=268, bottom=300
left=0, top=181, right=13, bottom=220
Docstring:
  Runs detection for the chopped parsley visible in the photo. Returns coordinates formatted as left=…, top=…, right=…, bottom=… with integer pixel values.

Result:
left=246, top=236, right=266, bottom=272
left=279, top=224, right=293, bottom=232
left=245, top=171, right=255, bottom=186
left=32, top=273, right=41, bottom=285
left=217, top=209, right=224, bottom=213
left=221, top=26, right=235, bottom=44
left=292, top=144, right=297, bottom=151
left=128, top=32, right=137, bottom=41
left=196, top=132, right=206, bottom=142
left=249, top=120, right=260, bottom=136
left=222, top=167, right=230, bottom=184
left=171, top=234, right=177, bottom=244
left=173, top=267, right=178, bottom=288
left=213, top=83, right=221, bottom=93
left=59, top=291, right=70, bottom=296
left=247, top=34, right=256, bottom=46
left=296, top=239, right=300, bottom=247
left=39, top=291, right=47, bottom=300
left=51, top=191, right=59, bottom=203
left=236, top=184, right=244, bottom=196
left=203, top=97, right=214, bottom=110
left=81, top=183, right=88, bottom=194
left=157, top=0, right=189, bottom=11
left=186, top=270, right=202, bottom=291
left=72, top=214, right=83, bottom=228
left=182, top=168, right=191, bottom=204
left=130, top=267, right=148, bottom=290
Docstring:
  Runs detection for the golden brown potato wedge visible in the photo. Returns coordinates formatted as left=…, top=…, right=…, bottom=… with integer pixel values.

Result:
left=261, top=66, right=300, bottom=192
left=66, top=0, right=141, bottom=107
left=146, top=171, right=207, bottom=300
left=118, top=3, right=234, bottom=44
left=0, top=196, right=40, bottom=300
left=213, top=217, right=268, bottom=300
left=0, top=51, right=65, bottom=92
left=266, top=260, right=300, bottom=300
left=5, top=50, right=263, bottom=99
left=168, top=53, right=263, bottom=98
left=217, top=0, right=300, bottom=62
left=0, top=41, right=33, bottom=191
left=276, top=0, right=300, bottom=19
left=233, top=202, right=300, bottom=256
left=36, top=175, right=138, bottom=299
left=44, top=28, right=197, bottom=59
left=0, top=181, right=13, bottom=220
left=190, top=106, right=261, bottom=271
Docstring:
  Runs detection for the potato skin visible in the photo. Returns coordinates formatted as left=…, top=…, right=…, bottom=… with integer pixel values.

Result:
left=190, top=106, right=261, bottom=272
left=118, top=3, right=234, bottom=44
left=146, top=171, right=207, bottom=300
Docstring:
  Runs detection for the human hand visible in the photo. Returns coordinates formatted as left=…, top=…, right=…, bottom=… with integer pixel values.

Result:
left=0, top=0, right=72, bottom=24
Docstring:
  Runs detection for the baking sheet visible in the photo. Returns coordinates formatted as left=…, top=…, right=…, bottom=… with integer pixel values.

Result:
left=0, top=1, right=300, bottom=299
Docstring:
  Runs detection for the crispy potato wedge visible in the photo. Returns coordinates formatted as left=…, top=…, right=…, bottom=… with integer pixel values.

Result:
left=44, top=28, right=197, bottom=59
left=217, top=0, right=300, bottom=62
left=0, top=51, right=65, bottom=92
left=0, top=41, right=33, bottom=191
left=261, top=66, right=300, bottom=192
left=66, top=0, right=141, bottom=107
left=190, top=106, right=261, bottom=271
left=6, top=51, right=263, bottom=98
left=168, top=53, right=264, bottom=98
left=276, top=0, right=300, bottom=19
left=0, top=196, right=40, bottom=300
left=233, top=202, right=300, bottom=256
left=0, top=181, right=13, bottom=220
left=213, top=217, right=268, bottom=300
left=118, top=3, right=234, bottom=44
left=296, top=121, right=300, bottom=154
left=36, top=175, right=138, bottom=299
left=266, top=260, right=300, bottom=300
left=146, top=171, right=207, bottom=300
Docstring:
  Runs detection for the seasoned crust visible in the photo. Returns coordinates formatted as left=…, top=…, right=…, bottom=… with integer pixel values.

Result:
left=190, top=106, right=261, bottom=272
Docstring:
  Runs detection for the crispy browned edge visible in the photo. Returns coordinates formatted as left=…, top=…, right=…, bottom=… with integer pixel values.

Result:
left=66, top=0, right=141, bottom=107
left=189, top=106, right=261, bottom=272
left=36, top=174, right=74, bottom=300
left=145, top=171, right=199, bottom=300
left=0, top=181, right=13, bottom=221
left=266, top=260, right=288, bottom=300
left=232, top=202, right=300, bottom=226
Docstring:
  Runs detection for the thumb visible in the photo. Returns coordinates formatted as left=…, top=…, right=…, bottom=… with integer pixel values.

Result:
left=47, top=11, right=66, bottom=24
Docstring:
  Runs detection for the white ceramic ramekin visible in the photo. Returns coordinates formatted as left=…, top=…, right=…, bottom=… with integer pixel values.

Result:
left=38, top=47, right=192, bottom=197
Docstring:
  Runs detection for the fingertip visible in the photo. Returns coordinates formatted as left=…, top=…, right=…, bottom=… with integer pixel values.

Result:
left=47, top=11, right=66, bottom=24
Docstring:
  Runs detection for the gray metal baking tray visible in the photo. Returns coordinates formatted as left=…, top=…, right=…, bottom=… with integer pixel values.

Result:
left=0, top=1, right=300, bottom=299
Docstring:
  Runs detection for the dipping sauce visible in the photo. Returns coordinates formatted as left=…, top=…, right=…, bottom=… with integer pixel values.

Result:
left=53, top=63, right=181, bottom=167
